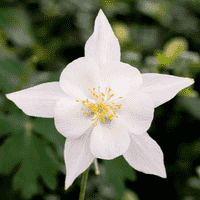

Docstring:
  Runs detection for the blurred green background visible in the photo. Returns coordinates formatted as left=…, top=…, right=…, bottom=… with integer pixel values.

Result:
left=0, top=0, right=200, bottom=199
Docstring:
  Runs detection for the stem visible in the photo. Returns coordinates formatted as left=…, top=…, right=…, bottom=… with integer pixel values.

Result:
left=79, top=166, right=90, bottom=200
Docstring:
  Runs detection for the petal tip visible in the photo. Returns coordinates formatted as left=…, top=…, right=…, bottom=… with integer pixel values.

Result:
left=5, top=93, right=12, bottom=100
left=65, top=185, right=70, bottom=190
left=160, top=172, right=167, bottom=179
left=98, top=9, right=105, bottom=15
left=158, top=169, right=167, bottom=179
left=192, top=78, right=195, bottom=84
left=97, top=9, right=107, bottom=22
left=5, top=92, right=17, bottom=102
left=5, top=94, right=9, bottom=99
left=186, top=77, right=195, bottom=84
left=186, top=77, right=195, bottom=87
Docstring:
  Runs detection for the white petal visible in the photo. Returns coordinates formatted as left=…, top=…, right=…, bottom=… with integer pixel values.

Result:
left=123, top=132, right=166, bottom=178
left=90, top=118, right=130, bottom=159
left=85, top=9, right=120, bottom=69
left=117, top=92, right=154, bottom=135
left=141, top=73, right=194, bottom=108
left=60, top=57, right=101, bottom=100
left=64, top=127, right=95, bottom=190
left=54, top=98, right=94, bottom=138
left=101, top=61, right=143, bottom=99
left=6, top=82, right=66, bottom=118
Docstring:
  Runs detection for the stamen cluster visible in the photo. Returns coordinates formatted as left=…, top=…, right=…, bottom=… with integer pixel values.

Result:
left=76, top=87, right=122, bottom=126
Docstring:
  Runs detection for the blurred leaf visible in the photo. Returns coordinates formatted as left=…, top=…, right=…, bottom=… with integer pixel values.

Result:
left=0, top=58, right=46, bottom=94
left=189, top=64, right=200, bottom=77
left=112, top=22, right=131, bottom=44
left=0, top=113, right=25, bottom=135
left=0, top=119, right=61, bottom=198
left=0, top=59, right=26, bottom=93
left=31, top=117, right=65, bottom=150
left=140, top=27, right=159, bottom=51
left=143, top=55, right=159, bottom=73
left=122, top=189, right=139, bottom=200
left=156, top=51, right=171, bottom=65
left=67, top=0, right=98, bottom=11
left=0, top=7, right=36, bottom=46
left=103, top=156, right=136, bottom=199
left=103, top=1, right=130, bottom=17
left=100, top=0, right=116, bottom=7
left=178, top=86, right=198, bottom=98
left=163, top=37, right=188, bottom=59
left=121, top=51, right=142, bottom=69
left=188, top=177, right=200, bottom=190
left=47, top=69, right=62, bottom=82
left=0, top=131, right=23, bottom=175
left=196, top=166, right=200, bottom=179
left=137, top=0, right=172, bottom=26
left=180, top=51, right=199, bottom=64
left=0, top=26, right=16, bottom=59
left=0, top=57, right=54, bottom=94
left=156, top=37, right=188, bottom=66
left=176, top=96, right=200, bottom=120
left=42, top=0, right=62, bottom=17
left=128, top=25, right=144, bottom=53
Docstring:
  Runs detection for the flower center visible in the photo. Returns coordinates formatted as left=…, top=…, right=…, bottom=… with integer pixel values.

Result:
left=76, top=87, right=123, bottom=127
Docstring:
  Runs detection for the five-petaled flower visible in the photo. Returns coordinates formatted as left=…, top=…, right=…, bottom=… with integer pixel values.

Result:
left=6, top=9, right=194, bottom=189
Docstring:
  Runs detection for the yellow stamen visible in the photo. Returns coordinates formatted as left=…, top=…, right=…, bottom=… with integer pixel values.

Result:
left=94, top=158, right=100, bottom=175
left=76, top=87, right=123, bottom=127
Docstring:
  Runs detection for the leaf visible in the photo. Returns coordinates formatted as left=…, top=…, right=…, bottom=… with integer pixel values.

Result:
left=155, top=37, right=189, bottom=66
left=31, top=117, right=65, bottom=150
left=0, top=118, right=61, bottom=198
left=156, top=52, right=172, bottom=65
left=163, top=37, right=188, bottom=59
left=189, top=64, right=200, bottom=77
left=13, top=154, right=39, bottom=199
left=0, top=7, right=35, bottom=46
left=178, top=86, right=198, bottom=98
left=188, top=177, right=200, bottom=190
left=0, top=26, right=16, bottom=60
left=111, top=22, right=131, bottom=43
left=103, top=156, right=136, bottom=199
left=0, top=132, right=23, bottom=175
left=122, top=189, right=139, bottom=200
left=0, top=59, right=26, bottom=93
left=30, top=131, right=59, bottom=190
left=0, top=113, right=25, bottom=135
left=176, top=96, right=200, bottom=120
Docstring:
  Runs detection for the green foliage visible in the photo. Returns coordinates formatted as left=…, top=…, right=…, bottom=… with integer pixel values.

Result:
left=122, top=189, right=139, bottom=200
left=0, top=59, right=26, bottom=93
left=0, top=0, right=200, bottom=199
left=103, top=156, right=136, bottom=199
left=32, top=118, right=65, bottom=150
left=0, top=119, right=61, bottom=199
left=176, top=97, right=200, bottom=120
left=156, top=37, right=188, bottom=66
left=0, top=7, right=35, bottom=46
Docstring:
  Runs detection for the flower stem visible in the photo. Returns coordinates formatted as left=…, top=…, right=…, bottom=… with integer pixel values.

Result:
left=79, top=166, right=90, bottom=200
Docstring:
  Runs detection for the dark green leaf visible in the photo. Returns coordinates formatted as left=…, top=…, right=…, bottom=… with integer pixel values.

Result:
left=103, top=156, right=136, bottom=199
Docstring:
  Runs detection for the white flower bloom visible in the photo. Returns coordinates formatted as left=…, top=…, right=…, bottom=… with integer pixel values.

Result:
left=6, top=9, right=194, bottom=189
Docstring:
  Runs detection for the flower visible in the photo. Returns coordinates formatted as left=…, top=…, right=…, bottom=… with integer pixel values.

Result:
left=6, top=9, right=194, bottom=189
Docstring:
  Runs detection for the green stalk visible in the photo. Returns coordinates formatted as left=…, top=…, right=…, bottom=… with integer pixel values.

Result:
left=79, top=166, right=90, bottom=200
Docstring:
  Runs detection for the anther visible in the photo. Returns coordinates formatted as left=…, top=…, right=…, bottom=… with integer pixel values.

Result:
left=77, top=87, right=123, bottom=127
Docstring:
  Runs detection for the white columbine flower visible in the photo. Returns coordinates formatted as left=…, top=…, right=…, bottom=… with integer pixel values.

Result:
left=6, top=9, right=194, bottom=189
